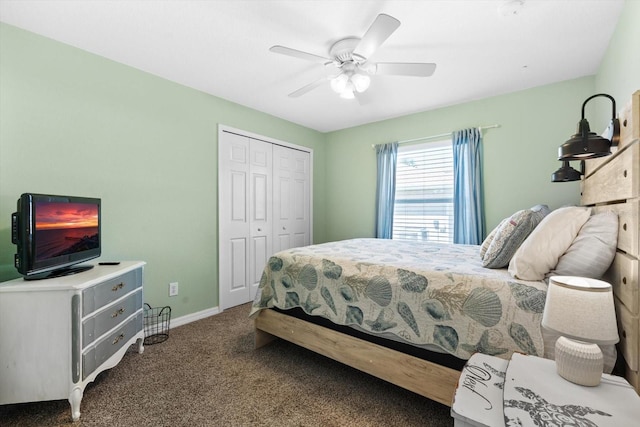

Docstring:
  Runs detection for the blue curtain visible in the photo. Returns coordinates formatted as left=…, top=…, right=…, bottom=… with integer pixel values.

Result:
left=375, top=142, right=398, bottom=239
left=452, top=128, right=485, bottom=245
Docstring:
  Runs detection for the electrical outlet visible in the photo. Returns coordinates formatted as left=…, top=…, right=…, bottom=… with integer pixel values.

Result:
left=169, top=282, right=179, bottom=297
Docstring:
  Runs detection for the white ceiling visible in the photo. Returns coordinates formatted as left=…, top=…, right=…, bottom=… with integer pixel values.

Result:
left=0, top=0, right=624, bottom=133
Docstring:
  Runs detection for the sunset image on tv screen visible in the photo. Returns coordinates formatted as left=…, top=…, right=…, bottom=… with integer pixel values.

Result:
left=34, top=202, right=99, bottom=261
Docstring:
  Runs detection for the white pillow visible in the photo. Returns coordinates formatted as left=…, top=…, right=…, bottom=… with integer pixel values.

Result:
left=548, top=211, right=618, bottom=279
left=508, top=206, right=591, bottom=280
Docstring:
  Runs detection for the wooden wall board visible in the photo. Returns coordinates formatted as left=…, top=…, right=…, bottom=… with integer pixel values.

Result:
left=594, top=201, right=639, bottom=258
left=581, top=140, right=639, bottom=205
left=584, top=90, right=639, bottom=176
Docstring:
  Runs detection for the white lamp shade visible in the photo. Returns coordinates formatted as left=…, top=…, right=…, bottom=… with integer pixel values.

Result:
left=542, top=276, right=619, bottom=345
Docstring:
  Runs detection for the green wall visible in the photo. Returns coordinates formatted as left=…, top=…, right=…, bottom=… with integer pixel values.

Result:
left=323, top=0, right=640, bottom=242
left=323, top=78, right=593, bottom=241
left=595, top=0, right=640, bottom=112
left=1, top=0, right=638, bottom=320
left=0, top=23, right=326, bottom=318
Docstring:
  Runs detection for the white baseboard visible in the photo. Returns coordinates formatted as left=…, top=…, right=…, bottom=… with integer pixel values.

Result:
left=169, top=306, right=220, bottom=329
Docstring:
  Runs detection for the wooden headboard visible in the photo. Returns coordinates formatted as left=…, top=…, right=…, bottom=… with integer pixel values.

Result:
left=581, top=90, right=640, bottom=392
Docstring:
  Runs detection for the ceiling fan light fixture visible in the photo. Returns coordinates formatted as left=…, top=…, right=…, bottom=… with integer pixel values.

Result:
left=351, top=73, right=370, bottom=93
left=340, top=89, right=355, bottom=99
left=271, top=14, right=436, bottom=100
left=331, top=70, right=370, bottom=99
left=330, top=73, right=349, bottom=93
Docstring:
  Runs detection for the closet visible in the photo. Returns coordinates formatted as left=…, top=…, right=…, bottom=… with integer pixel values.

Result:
left=218, top=126, right=312, bottom=310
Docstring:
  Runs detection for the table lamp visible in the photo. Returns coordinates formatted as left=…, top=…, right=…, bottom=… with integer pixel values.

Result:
left=542, top=276, right=619, bottom=386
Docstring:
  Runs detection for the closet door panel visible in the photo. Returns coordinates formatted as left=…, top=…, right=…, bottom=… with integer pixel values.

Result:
left=230, top=238, right=247, bottom=291
left=273, top=146, right=293, bottom=253
left=249, top=139, right=272, bottom=299
left=292, top=150, right=311, bottom=247
left=219, top=133, right=251, bottom=309
left=231, top=172, right=247, bottom=221
left=273, top=146, right=310, bottom=252
left=253, top=174, right=267, bottom=220
left=220, top=128, right=311, bottom=310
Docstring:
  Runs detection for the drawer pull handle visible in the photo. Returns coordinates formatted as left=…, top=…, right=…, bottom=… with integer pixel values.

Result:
left=112, top=283, right=124, bottom=292
left=112, top=333, right=125, bottom=345
left=112, top=308, right=125, bottom=318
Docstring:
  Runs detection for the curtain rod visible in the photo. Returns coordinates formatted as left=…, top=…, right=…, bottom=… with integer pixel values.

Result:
left=371, top=124, right=501, bottom=148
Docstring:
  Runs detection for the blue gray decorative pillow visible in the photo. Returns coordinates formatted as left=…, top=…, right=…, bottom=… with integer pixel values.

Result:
left=482, top=205, right=550, bottom=269
left=479, top=218, right=507, bottom=259
left=529, top=204, right=552, bottom=222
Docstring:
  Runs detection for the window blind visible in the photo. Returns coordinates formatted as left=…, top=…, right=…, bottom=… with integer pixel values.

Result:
left=392, top=140, right=454, bottom=243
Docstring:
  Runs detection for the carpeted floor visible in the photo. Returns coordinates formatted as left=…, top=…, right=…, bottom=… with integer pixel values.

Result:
left=0, top=304, right=453, bottom=426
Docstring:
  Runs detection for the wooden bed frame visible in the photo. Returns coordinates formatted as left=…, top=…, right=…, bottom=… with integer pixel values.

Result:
left=254, top=90, right=640, bottom=405
left=582, top=90, right=640, bottom=393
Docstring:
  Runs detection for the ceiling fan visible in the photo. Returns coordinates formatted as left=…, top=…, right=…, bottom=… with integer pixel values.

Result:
left=270, top=14, right=436, bottom=101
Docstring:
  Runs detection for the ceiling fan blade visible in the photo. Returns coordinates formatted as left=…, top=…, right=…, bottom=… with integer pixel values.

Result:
left=270, top=45, right=330, bottom=64
left=288, top=78, right=327, bottom=98
left=353, top=14, right=401, bottom=59
left=375, top=62, right=437, bottom=77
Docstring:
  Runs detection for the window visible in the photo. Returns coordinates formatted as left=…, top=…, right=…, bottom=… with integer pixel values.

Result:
left=392, top=140, right=454, bottom=243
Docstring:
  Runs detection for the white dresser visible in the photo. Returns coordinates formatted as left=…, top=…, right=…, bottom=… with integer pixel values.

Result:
left=0, top=261, right=145, bottom=421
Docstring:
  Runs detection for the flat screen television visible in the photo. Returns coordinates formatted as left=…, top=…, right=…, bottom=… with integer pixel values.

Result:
left=11, top=193, right=101, bottom=280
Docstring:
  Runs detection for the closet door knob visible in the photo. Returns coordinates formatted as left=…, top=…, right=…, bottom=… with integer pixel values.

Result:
left=257, top=228, right=262, bottom=232
left=283, top=226, right=287, bottom=230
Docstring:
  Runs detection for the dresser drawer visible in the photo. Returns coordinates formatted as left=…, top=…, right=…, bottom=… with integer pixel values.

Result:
left=82, top=311, right=143, bottom=380
left=82, top=289, right=143, bottom=347
left=82, top=269, right=142, bottom=315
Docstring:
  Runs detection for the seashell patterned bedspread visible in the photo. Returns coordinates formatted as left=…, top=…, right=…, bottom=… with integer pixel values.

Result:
left=250, top=238, right=547, bottom=360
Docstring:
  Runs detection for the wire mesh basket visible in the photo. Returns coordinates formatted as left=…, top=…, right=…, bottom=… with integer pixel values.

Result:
left=143, top=303, right=171, bottom=345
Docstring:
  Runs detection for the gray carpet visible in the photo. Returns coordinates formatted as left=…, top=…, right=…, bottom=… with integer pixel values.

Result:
left=0, top=304, right=453, bottom=426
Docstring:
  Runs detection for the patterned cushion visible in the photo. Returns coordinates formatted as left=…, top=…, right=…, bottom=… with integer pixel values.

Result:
left=548, top=211, right=618, bottom=279
left=530, top=204, right=552, bottom=222
left=479, top=218, right=507, bottom=259
left=509, top=206, right=591, bottom=281
left=482, top=209, right=543, bottom=268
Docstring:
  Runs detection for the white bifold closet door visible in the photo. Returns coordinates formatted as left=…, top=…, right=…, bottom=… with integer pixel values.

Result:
left=219, top=130, right=311, bottom=310
left=272, top=144, right=311, bottom=253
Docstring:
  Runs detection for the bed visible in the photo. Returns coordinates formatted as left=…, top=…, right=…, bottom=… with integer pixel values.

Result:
left=252, top=90, right=640, bottom=405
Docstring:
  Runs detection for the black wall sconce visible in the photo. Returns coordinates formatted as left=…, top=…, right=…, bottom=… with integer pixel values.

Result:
left=552, top=93, right=620, bottom=182
left=551, top=160, right=584, bottom=182
left=558, top=93, right=620, bottom=160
